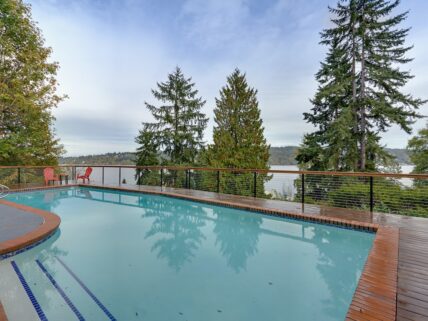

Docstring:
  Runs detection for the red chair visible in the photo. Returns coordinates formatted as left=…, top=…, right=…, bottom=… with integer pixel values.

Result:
left=44, top=167, right=59, bottom=185
left=77, top=167, right=92, bottom=183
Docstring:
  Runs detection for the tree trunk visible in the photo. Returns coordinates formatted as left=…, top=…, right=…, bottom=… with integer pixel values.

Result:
left=359, top=4, right=367, bottom=171
left=351, top=13, right=359, bottom=170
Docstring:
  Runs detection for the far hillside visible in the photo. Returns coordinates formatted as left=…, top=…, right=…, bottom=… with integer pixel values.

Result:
left=60, top=147, right=412, bottom=166
left=60, top=152, right=136, bottom=165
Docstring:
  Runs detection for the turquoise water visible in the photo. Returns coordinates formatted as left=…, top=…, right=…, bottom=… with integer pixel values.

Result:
left=4, top=187, right=374, bottom=321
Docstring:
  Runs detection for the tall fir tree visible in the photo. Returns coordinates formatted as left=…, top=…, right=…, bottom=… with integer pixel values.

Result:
left=297, top=0, right=425, bottom=171
left=206, top=69, right=270, bottom=197
left=138, top=67, right=208, bottom=166
left=0, top=0, right=65, bottom=165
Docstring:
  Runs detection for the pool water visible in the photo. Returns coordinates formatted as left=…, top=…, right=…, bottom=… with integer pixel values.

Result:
left=1, top=187, right=374, bottom=321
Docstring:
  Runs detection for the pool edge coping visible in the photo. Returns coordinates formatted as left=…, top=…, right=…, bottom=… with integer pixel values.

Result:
left=87, top=184, right=380, bottom=232
left=0, top=199, right=60, bottom=256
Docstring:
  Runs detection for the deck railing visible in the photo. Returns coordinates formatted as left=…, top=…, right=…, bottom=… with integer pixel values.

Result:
left=0, top=165, right=427, bottom=217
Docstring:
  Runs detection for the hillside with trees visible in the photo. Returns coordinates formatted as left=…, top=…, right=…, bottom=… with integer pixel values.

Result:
left=59, top=147, right=411, bottom=166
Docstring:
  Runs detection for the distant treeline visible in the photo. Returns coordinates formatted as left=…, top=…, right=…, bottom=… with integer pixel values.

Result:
left=60, top=152, right=136, bottom=165
left=60, top=147, right=412, bottom=166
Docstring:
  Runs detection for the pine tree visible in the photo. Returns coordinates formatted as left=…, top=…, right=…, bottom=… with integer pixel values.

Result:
left=297, top=0, right=425, bottom=172
left=207, top=69, right=270, bottom=196
left=140, top=67, right=208, bottom=166
left=0, top=0, right=65, bottom=165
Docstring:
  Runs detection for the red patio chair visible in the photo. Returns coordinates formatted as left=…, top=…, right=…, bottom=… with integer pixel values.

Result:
left=77, top=167, right=93, bottom=183
left=44, top=167, right=59, bottom=185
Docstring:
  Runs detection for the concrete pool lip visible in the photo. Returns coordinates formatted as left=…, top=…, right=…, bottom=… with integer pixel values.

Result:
left=0, top=199, right=60, bottom=257
left=1, top=184, right=399, bottom=321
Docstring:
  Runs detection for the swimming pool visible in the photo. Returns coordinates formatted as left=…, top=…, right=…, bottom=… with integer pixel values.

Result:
left=0, top=187, right=374, bottom=321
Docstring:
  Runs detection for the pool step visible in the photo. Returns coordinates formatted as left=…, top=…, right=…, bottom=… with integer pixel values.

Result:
left=0, top=260, right=40, bottom=321
left=0, top=258, right=116, bottom=321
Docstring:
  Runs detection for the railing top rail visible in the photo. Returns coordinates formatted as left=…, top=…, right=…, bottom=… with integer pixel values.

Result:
left=0, top=164, right=427, bottom=179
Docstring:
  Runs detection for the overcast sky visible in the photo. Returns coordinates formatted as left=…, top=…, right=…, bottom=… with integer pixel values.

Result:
left=27, top=0, right=427, bottom=156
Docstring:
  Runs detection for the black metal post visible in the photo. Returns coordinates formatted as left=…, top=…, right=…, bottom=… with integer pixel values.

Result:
left=17, top=167, right=21, bottom=185
left=370, top=176, right=374, bottom=212
left=187, top=170, right=191, bottom=189
left=119, top=167, right=122, bottom=185
left=102, top=167, right=105, bottom=185
left=301, top=174, right=305, bottom=204
left=160, top=168, right=163, bottom=187
left=217, top=171, right=220, bottom=193
left=253, top=172, right=257, bottom=197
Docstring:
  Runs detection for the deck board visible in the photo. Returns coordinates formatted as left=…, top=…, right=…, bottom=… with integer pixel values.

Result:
left=397, top=227, right=428, bottom=321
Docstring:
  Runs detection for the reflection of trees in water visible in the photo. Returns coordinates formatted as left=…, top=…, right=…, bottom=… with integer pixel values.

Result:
left=141, top=197, right=207, bottom=272
left=213, top=208, right=262, bottom=273
left=9, top=189, right=73, bottom=212
left=311, top=226, right=369, bottom=319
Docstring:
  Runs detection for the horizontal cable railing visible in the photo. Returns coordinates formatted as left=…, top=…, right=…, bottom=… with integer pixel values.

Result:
left=0, top=165, right=427, bottom=217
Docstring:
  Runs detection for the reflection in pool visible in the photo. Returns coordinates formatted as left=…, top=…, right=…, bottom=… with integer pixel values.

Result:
left=1, top=187, right=374, bottom=321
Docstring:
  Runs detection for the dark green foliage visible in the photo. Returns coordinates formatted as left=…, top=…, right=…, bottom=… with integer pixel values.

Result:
left=141, top=67, right=208, bottom=166
left=207, top=69, right=269, bottom=169
left=0, top=0, right=65, bottom=166
left=205, top=69, right=270, bottom=196
left=294, top=175, right=428, bottom=217
left=297, top=0, right=425, bottom=172
left=407, top=124, right=428, bottom=174
left=135, top=124, right=160, bottom=184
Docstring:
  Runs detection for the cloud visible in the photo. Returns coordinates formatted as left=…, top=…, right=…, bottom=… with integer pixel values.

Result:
left=26, top=0, right=428, bottom=156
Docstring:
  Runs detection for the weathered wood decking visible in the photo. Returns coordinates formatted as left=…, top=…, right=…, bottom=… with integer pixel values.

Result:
left=2, top=182, right=428, bottom=320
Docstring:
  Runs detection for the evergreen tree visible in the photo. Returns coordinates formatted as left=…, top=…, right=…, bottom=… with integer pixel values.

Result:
left=140, top=67, right=208, bottom=166
left=407, top=123, right=428, bottom=174
left=297, top=0, right=425, bottom=172
left=0, top=0, right=65, bottom=165
left=206, top=69, right=270, bottom=196
left=297, top=36, right=357, bottom=171
left=135, top=124, right=159, bottom=185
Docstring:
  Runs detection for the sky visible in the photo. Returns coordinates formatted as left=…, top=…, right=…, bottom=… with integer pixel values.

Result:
left=27, top=0, right=428, bottom=156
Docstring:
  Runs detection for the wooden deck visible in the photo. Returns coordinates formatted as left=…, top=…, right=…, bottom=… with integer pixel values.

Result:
left=397, top=223, right=428, bottom=321
left=3, top=182, right=428, bottom=321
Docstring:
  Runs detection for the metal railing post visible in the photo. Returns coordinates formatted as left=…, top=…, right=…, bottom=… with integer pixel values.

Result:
left=102, top=166, right=105, bottom=185
left=119, top=167, right=122, bottom=185
left=253, top=172, right=257, bottom=197
left=17, top=167, right=21, bottom=185
left=301, top=174, right=305, bottom=204
left=187, top=170, right=191, bottom=189
left=160, top=168, right=163, bottom=187
left=370, top=176, right=374, bottom=212
left=217, top=171, right=220, bottom=193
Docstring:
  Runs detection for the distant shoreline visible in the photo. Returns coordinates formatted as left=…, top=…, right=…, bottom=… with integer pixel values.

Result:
left=60, top=147, right=413, bottom=166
